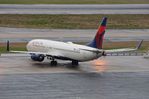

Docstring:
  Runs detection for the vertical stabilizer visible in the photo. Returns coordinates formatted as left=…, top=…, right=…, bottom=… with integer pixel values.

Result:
left=87, top=17, right=107, bottom=49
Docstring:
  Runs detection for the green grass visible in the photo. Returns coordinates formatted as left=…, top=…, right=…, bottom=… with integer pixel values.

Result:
left=0, top=43, right=26, bottom=53
left=0, top=14, right=149, bottom=29
left=0, top=0, right=149, bottom=4
left=103, top=41, right=149, bottom=52
left=0, top=47, right=26, bottom=53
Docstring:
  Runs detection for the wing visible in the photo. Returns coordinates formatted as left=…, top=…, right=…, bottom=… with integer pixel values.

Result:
left=10, top=51, right=47, bottom=55
left=10, top=50, right=75, bottom=60
left=10, top=51, right=65, bottom=58
left=105, top=40, right=143, bottom=54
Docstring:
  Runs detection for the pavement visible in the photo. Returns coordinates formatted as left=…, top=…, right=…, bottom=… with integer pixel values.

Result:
left=0, top=4, right=149, bottom=14
left=0, top=27, right=149, bottom=42
left=0, top=54, right=149, bottom=99
left=0, top=54, right=149, bottom=74
left=0, top=72, right=149, bottom=99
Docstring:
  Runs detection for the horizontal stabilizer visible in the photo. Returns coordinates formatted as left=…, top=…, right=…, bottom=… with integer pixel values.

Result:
left=105, top=40, right=143, bottom=54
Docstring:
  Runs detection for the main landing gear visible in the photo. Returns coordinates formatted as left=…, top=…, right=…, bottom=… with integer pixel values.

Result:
left=50, top=60, right=78, bottom=66
left=72, top=60, right=79, bottom=66
left=51, top=60, right=57, bottom=66
left=47, top=57, right=79, bottom=66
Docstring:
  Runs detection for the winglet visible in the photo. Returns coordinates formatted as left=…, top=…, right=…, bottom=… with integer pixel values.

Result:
left=136, top=40, right=143, bottom=50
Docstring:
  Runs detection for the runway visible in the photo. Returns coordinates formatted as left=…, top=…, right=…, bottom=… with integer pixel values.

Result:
left=0, top=4, right=149, bottom=14
left=0, top=54, right=149, bottom=99
left=0, top=54, right=149, bottom=74
left=0, top=27, right=149, bottom=42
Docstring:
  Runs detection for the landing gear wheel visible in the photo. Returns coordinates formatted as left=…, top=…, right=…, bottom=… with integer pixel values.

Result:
left=72, top=60, right=79, bottom=66
left=51, top=61, right=57, bottom=66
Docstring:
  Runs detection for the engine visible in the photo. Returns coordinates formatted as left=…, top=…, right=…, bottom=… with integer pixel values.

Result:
left=31, top=54, right=45, bottom=62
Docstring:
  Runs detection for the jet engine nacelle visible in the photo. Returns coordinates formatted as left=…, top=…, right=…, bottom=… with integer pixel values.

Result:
left=31, top=54, right=45, bottom=62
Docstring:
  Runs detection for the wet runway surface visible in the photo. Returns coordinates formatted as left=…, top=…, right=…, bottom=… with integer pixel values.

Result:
left=0, top=54, right=149, bottom=99
left=0, top=73, right=149, bottom=99
left=0, top=4, right=149, bottom=14
left=0, top=54, right=149, bottom=73
left=0, top=27, right=149, bottom=42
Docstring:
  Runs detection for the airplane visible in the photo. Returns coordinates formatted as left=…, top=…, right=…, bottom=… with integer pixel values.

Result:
left=11, top=17, right=142, bottom=66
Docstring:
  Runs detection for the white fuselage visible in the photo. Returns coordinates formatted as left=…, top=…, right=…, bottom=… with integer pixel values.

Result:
left=26, top=39, right=103, bottom=62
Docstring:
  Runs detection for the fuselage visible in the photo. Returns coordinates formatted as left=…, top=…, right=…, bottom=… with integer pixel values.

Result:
left=26, top=39, right=103, bottom=62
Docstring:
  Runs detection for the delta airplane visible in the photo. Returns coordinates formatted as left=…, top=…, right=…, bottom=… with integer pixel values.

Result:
left=11, top=17, right=142, bottom=66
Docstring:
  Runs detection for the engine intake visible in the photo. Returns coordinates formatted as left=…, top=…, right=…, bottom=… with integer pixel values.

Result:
left=31, top=54, right=45, bottom=62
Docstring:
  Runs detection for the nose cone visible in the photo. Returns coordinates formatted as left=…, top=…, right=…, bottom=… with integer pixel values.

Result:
left=26, top=40, right=33, bottom=51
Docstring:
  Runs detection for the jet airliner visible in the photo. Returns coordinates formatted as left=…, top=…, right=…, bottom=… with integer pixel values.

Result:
left=11, top=17, right=142, bottom=66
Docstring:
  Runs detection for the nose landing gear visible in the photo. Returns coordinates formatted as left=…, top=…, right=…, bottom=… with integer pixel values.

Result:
left=47, top=57, right=57, bottom=66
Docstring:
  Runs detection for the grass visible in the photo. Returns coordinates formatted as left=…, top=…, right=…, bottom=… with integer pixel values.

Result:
left=0, top=14, right=149, bottom=29
left=0, top=0, right=149, bottom=4
left=0, top=42, right=27, bottom=53
left=103, top=41, right=149, bottom=51
left=0, top=41, right=148, bottom=53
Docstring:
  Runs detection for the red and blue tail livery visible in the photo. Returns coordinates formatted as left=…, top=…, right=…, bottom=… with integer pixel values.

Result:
left=87, top=17, right=107, bottom=49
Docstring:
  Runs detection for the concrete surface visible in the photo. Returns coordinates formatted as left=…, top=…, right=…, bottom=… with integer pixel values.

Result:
left=0, top=54, right=149, bottom=99
left=0, top=54, right=149, bottom=74
left=0, top=27, right=149, bottom=42
left=0, top=72, right=149, bottom=99
left=0, top=4, right=149, bottom=14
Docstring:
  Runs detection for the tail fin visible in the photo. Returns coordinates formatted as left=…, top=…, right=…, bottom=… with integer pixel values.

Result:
left=87, top=17, right=107, bottom=49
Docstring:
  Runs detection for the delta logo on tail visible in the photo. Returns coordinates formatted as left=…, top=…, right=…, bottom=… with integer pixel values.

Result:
left=87, top=17, right=107, bottom=49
